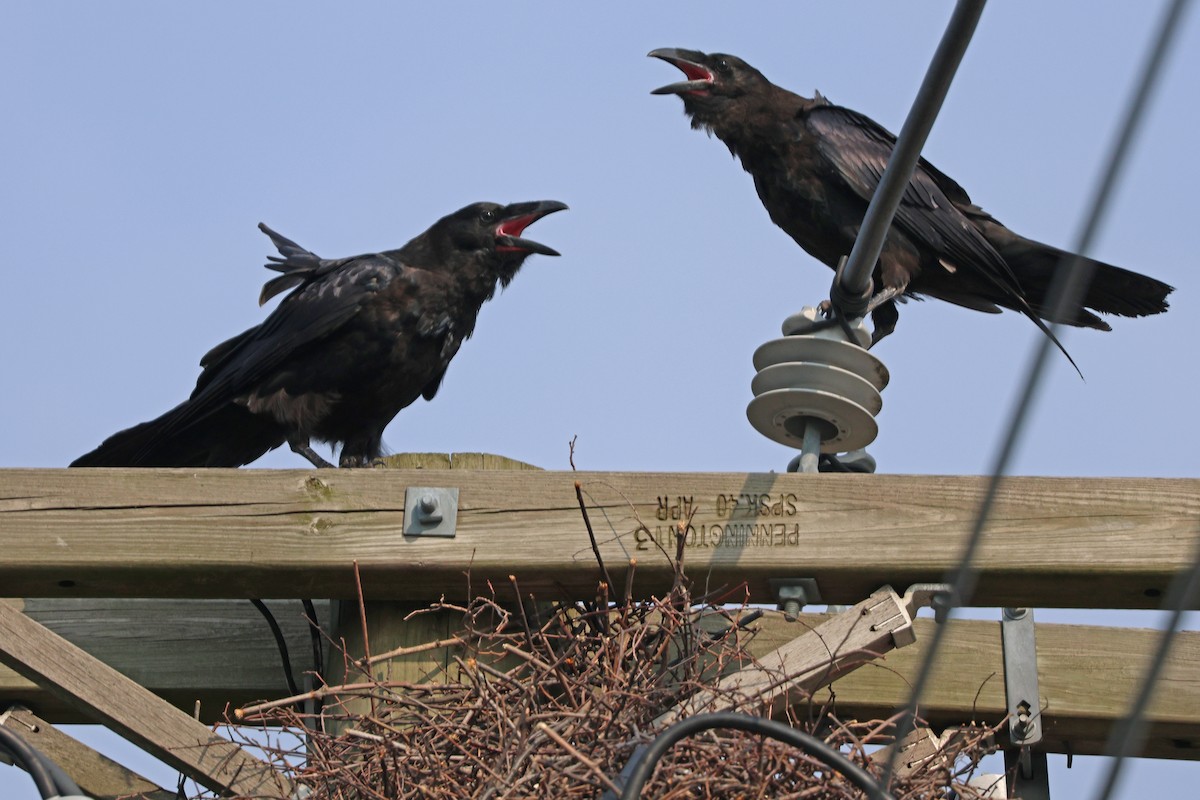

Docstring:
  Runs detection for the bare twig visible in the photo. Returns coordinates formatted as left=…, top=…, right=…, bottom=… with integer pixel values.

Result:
left=226, top=569, right=999, bottom=800
left=575, top=479, right=615, bottom=593
left=365, top=636, right=466, bottom=667
left=535, top=721, right=622, bottom=795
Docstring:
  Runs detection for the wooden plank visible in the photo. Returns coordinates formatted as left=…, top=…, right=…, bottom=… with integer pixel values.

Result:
left=0, top=598, right=326, bottom=723
left=0, top=469, right=1196, bottom=607
left=658, top=586, right=918, bottom=726
left=0, top=601, right=291, bottom=797
left=325, top=450, right=540, bottom=719
left=3, top=599, right=1198, bottom=760
left=758, top=612, right=1200, bottom=762
left=374, top=451, right=540, bottom=470
left=1, top=706, right=176, bottom=800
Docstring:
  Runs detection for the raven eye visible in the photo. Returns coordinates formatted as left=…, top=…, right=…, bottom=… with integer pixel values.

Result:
left=480, top=209, right=496, bottom=223
left=716, top=59, right=731, bottom=74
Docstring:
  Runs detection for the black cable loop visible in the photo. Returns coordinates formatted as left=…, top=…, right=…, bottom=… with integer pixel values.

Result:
left=0, top=725, right=60, bottom=800
left=616, top=712, right=893, bottom=800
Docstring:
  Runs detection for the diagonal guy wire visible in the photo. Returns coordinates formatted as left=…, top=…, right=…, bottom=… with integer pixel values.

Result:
left=1093, top=527, right=1200, bottom=800
left=881, top=0, right=1193, bottom=789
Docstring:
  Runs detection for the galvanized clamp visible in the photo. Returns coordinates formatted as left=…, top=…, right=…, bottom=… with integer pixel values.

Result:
left=1001, top=606, right=1045, bottom=787
left=403, top=487, right=459, bottom=538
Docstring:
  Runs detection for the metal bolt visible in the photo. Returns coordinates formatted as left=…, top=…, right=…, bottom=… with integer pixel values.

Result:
left=1013, top=701, right=1032, bottom=740
left=776, top=585, right=810, bottom=620
left=419, top=494, right=439, bottom=515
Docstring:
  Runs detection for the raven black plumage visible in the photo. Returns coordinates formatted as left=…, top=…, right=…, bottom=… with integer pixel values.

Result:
left=72, top=200, right=567, bottom=468
left=650, top=48, right=1172, bottom=363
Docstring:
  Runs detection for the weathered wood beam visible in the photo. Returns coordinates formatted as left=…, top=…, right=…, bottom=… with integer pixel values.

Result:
left=0, top=600, right=291, bottom=798
left=1, top=469, right=1196, bottom=608
left=0, top=706, right=177, bottom=800
left=763, top=613, right=1200, bottom=763
left=657, top=585, right=922, bottom=726
left=3, top=599, right=1198, bottom=760
left=0, top=598, right=325, bottom=724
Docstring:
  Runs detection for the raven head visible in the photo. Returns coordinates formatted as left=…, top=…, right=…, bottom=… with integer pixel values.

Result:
left=491, top=200, right=568, bottom=258
left=440, top=200, right=567, bottom=287
left=649, top=48, right=769, bottom=128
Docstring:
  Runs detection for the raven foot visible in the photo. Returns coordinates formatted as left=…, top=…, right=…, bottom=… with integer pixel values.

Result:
left=338, top=453, right=375, bottom=468
left=290, top=439, right=335, bottom=469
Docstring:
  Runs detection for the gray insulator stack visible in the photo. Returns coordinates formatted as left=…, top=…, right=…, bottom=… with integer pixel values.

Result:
left=747, top=308, right=888, bottom=471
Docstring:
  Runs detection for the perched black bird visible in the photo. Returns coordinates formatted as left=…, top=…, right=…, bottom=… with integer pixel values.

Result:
left=650, top=48, right=1172, bottom=364
left=72, top=200, right=567, bottom=468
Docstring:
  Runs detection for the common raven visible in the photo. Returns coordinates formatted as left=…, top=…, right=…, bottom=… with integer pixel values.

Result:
left=72, top=200, right=567, bottom=468
left=650, top=48, right=1172, bottom=364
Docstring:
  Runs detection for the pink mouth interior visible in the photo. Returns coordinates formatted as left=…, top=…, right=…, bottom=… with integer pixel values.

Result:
left=496, top=214, right=536, bottom=239
left=496, top=214, right=540, bottom=251
left=677, top=62, right=713, bottom=82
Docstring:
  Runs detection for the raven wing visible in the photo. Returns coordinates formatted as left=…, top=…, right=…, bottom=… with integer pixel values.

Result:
left=804, top=105, right=1024, bottom=297
left=176, top=254, right=403, bottom=432
left=804, top=104, right=1079, bottom=373
left=416, top=297, right=472, bottom=402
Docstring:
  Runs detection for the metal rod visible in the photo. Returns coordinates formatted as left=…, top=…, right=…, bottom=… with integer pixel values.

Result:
left=836, top=0, right=987, bottom=301
left=1005, top=748, right=1051, bottom=800
left=799, top=419, right=822, bottom=473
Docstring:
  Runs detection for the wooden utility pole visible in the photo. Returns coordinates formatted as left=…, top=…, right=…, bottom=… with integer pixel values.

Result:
left=2, top=461, right=1199, bottom=792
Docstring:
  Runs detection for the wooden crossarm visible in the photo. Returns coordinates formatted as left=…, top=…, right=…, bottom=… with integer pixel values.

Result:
left=0, top=600, right=292, bottom=798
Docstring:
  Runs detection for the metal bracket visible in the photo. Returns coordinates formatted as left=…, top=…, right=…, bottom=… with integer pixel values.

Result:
left=769, top=578, right=822, bottom=619
left=901, top=583, right=954, bottom=622
left=1004, top=748, right=1050, bottom=800
left=787, top=448, right=878, bottom=474
left=1002, top=606, right=1045, bottom=791
left=403, top=487, right=459, bottom=538
left=879, top=582, right=953, bottom=648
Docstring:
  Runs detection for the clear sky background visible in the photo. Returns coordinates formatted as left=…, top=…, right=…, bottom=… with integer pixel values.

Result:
left=1, top=1, right=1197, bottom=797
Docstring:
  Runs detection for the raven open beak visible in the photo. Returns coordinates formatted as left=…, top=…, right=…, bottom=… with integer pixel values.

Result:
left=648, top=48, right=714, bottom=95
left=495, top=200, right=568, bottom=256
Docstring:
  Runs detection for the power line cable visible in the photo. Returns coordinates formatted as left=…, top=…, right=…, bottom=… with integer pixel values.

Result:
left=881, top=0, right=1193, bottom=788
left=835, top=0, right=986, bottom=304
left=1093, top=528, right=1200, bottom=800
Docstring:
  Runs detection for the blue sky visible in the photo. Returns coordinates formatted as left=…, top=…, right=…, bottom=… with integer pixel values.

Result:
left=1, top=1, right=1197, bottom=797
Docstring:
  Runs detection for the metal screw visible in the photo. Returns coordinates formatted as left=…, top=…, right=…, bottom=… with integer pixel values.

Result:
left=419, top=494, right=439, bottom=515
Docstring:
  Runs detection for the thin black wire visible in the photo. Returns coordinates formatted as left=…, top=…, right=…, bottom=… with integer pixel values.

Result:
left=301, top=597, right=325, bottom=680
left=250, top=598, right=302, bottom=698
left=615, top=711, right=894, bottom=800
left=881, top=0, right=1192, bottom=789
left=1094, top=529, right=1200, bottom=800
